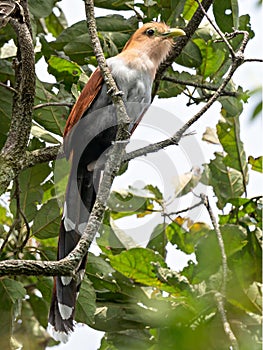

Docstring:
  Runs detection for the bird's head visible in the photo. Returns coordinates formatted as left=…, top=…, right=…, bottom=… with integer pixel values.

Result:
left=121, top=22, right=186, bottom=70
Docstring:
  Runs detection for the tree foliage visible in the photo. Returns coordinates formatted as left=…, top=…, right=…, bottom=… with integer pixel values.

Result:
left=0, top=0, right=262, bottom=349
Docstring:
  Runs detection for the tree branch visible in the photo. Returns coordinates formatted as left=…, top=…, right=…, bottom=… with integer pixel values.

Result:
left=0, top=82, right=17, bottom=93
left=23, top=145, right=63, bottom=169
left=33, top=102, right=73, bottom=110
left=0, top=0, right=35, bottom=194
left=201, top=193, right=239, bottom=350
left=162, top=76, right=238, bottom=97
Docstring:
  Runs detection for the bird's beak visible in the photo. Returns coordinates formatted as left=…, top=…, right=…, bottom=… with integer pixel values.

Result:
left=161, top=28, right=186, bottom=38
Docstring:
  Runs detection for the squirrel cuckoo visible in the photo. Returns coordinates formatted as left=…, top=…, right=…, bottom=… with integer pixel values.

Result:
left=48, top=22, right=185, bottom=342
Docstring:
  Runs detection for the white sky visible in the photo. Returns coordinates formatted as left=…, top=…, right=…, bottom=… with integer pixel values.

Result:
left=45, top=1, right=262, bottom=349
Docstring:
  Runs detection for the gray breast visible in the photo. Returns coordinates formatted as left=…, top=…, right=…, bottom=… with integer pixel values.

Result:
left=108, top=57, right=153, bottom=125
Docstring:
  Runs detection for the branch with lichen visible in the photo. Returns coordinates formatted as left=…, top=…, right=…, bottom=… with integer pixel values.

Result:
left=0, top=0, right=35, bottom=195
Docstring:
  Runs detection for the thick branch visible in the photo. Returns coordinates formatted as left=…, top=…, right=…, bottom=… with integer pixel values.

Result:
left=23, top=146, right=63, bottom=169
left=0, top=1, right=35, bottom=194
left=0, top=258, right=76, bottom=277
left=1, top=20, right=35, bottom=155
left=84, top=0, right=130, bottom=140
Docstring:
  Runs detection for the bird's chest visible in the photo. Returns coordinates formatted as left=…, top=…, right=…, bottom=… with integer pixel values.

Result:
left=108, top=61, right=152, bottom=126
left=109, top=59, right=152, bottom=104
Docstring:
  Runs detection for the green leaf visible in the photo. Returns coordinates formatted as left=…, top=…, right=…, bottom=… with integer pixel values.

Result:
left=0, top=279, right=26, bottom=348
left=193, top=39, right=226, bottom=78
left=248, top=156, right=262, bottom=173
left=0, top=278, right=26, bottom=304
left=166, top=220, right=209, bottom=254
left=32, top=199, right=61, bottom=239
left=176, top=40, right=202, bottom=68
left=183, top=0, right=199, bottom=21
left=110, top=219, right=138, bottom=249
left=110, top=248, right=173, bottom=291
left=0, top=59, right=15, bottom=83
left=194, top=225, right=247, bottom=281
left=0, top=205, right=12, bottom=227
left=158, top=69, right=197, bottom=98
left=0, top=23, right=16, bottom=47
left=213, top=0, right=239, bottom=32
left=204, top=152, right=245, bottom=209
left=28, top=0, right=57, bottom=18
left=97, top=211, right=126, bottom=254
left=48, top=55, right=82, bottom=91
left=52, top=16, right=137, bottom=64
left=217, top=117, right=248, bottom=180
left=219, top=95, right=243, bottom=117
left=28, top=292, right=49, bottom=328
left=11, top=163, right=51, bottom=222
left=33, top=79, right=69, bottom=136
left=94, top=0, right=132, bottom=10
left=75, top=277, right=96, bottom=325
left=251, top=100, right=262, bottom=121
left=45, top=5, right=67, bottom=38
left=99, top=329, right=154, bottom=350
left=108, top=188, right=156, bottom=220
left=31, top=124, right=61, bottom=144
left=147, top=224, right=167, bottom=257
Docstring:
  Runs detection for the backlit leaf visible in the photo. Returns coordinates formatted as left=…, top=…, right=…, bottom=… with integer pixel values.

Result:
left=248, top=156, right=262, bottom=173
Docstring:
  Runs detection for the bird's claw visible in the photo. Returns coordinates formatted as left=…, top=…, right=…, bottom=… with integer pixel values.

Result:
left=107, top=87, right=124, bottom=97
left=113, top=90, right=124, bottom=97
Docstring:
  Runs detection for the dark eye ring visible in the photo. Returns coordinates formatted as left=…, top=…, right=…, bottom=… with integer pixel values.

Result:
left=146, top=29, right=155, bottom=36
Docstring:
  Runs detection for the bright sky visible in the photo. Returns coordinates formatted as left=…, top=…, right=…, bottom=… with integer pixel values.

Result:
left=45, top=1, right=262, bottom=349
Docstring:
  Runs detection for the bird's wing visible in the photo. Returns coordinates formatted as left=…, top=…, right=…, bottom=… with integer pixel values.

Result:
left=63, top=68, right=103, bottom=138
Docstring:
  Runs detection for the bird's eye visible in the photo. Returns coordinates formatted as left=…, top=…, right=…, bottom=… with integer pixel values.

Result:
left=146, top=28, right=155, bottom=36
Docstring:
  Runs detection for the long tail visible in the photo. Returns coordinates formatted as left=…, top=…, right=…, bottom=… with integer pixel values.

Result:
left=48, top=157, right=97, bottom=342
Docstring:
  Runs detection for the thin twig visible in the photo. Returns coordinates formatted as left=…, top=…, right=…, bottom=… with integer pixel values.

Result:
left=215, top=292, right=239, bottom=350
left=33, top=102, right=73, bottom=110
left=0, top=220, right=19, bottom=254
left=244, top=58, right=263, bottom=63
left=195, top=0, right=236, bottom=57
left=0, top=82, right=17, bottom=93
left=200, top=193, right=239, bottom=350
left=162, top=76, right=237, bottom=97
left=18, top=209, right=31, bottom=252
left=163, top=200, right=204, bottom=221
left=200, top=194, right=227, bottom=293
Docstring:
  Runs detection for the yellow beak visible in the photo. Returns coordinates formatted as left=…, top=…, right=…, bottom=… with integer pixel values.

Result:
left=161, top=28, right=186, bottom=38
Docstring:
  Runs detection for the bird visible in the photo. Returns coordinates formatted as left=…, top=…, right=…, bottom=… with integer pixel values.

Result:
left=48, top=22, right=186, bottom=343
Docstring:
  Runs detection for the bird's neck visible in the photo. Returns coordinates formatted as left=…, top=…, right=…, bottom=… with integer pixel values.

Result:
left=118, top=40, right=172, bottom=78
left=117, top=47, right=164, bottom=78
